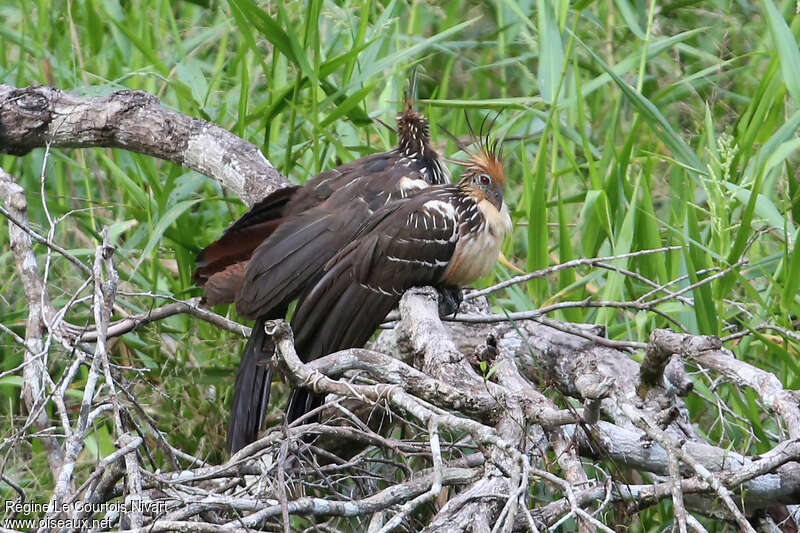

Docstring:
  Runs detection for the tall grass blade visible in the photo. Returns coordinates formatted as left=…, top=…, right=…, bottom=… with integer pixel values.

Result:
left=762, top=0, right=800, bottom=107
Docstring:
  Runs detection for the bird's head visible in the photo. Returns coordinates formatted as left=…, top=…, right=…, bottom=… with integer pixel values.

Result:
left=395, top=68, right=439, bottom=160
left=447, top=116, right=506, bottom=211
left=458, top=146, right=505, bottom=210
left=396, top=92, right=434, bottom=159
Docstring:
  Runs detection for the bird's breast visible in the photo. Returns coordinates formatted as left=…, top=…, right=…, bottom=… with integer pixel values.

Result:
left=442, top=199, right=511, bottom=286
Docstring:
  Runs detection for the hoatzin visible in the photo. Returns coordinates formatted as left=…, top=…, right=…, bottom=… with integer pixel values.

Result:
left=284, top=134, right=511, bottom=427
left=193, top=101, right=445, bottom=306
left=202, top=103, right=450, bottom=453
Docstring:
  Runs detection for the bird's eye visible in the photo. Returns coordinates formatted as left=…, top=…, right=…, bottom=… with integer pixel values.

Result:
left=477, top=173, right=491, bottom=186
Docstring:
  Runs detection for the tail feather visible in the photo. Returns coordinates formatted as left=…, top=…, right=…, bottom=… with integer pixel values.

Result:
left=226, top=311, right=284, bottom=453
left=337, top=289, right=396, bottom=349
left=286, top=389, right=323, bottom=424
left=194, top=186, right=299, bottom=285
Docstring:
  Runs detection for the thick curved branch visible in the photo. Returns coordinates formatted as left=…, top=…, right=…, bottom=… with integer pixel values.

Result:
left=307, top=346, right=578, bottom=426
left=649, top=329, right=800, bottom=440
left=0, top=84, right=288, bottom=205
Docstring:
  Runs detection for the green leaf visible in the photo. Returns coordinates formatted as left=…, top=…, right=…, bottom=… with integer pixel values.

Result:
left=537, top=0, right=565, bottom=103
left=106, top=15, right=169, bottom=75
left=721, top=181, right=794, bottom=234
left=597, top=173, right=639, bottom=325
left=579, top=189, right=611, bottom=257
left=420, top=96, right=543, bottom=109
left=246, top=37, right=377, bottom=127
left=361, top=18, right=479, bottom=79
left=753, top=111, right=800, bottom=174
left=133, top=199, right=203, bottom=275
left=526, top=136, right=549, bottom=303
left=484, top=359, right=507, bottom=380
left=764, top=137, right=800, bottom=176
left=574, top=33, right=706, bottom=178
left=782, top=226, right=800, bottom=311
left=637, top=174, right=668, bottom=284
left=225, top=0, right=270, bottom=78
left=227, top=0, right=313, bottom=76
left=685, top=204, right=718, bottom=335
left=84, top=0, right=104, bottom=55
left=0, top=376, right=23, bottom=388
left=762, top=0, right=800, bottom=107
left=97, top=153, right=148, bottom=210
left=614, top=0, right=646, bottom=39
left=175, top=59, right=208, bottom=106
left=320, top=83, right=377, bottom=127
left=580, top=29, right=707, bottom=101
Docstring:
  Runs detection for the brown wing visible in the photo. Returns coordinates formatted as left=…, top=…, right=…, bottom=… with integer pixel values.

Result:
left=234, top=158, right=444, bottom=320
left=284, top=188, right=460, bottom=423
left=193, top=152, right=413, bottom=292
left=290, top=187, right=460, bottom=361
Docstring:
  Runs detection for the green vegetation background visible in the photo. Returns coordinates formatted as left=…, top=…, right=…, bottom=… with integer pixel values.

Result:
left=1, top=0, right=799, bottom=529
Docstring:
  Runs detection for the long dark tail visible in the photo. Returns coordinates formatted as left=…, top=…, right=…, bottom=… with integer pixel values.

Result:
left=227, top=316, right=276, bottom=453
left=285, top=256, right=398, bottom=423
left=286, top=389, right=324, bottom=424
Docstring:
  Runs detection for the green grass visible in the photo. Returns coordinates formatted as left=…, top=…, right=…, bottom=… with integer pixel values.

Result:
left=1, top=0, right=799, bottom=529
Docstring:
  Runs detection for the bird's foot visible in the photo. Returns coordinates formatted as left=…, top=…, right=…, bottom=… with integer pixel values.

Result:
left=436, top=285, right=463, bottom=317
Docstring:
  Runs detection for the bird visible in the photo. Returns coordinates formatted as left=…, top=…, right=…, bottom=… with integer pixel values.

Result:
left=194, top=97, right=446, bottom=307
left=285, top=129, right=511, bottom=424
left=212, top=97, right=451, bottom=453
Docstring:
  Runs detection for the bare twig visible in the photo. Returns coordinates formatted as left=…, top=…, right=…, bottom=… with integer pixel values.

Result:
left=65, top=296, right=250, bottom=341
left=467, top=246, right=681, bottom=300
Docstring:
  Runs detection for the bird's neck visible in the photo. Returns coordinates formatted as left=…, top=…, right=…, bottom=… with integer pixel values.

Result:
left=398, top=136, right=435, bottom=159
left=441, top=194, right=511, bottom=286
left=396, top=141, right=446, bottom=185
left=476, top=197, right=513, bottom=238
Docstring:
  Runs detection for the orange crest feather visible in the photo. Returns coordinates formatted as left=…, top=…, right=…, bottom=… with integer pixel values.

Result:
left=467, top=145, right=505, bottom=186
left=442, top=111, right=505, bottom=185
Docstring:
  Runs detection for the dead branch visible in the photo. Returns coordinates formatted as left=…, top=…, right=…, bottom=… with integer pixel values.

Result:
left=0, top=84, right=287, bottom=205
left=1, top=83, right=798, bottom=532
left=0, top=167, right=64, bottom=480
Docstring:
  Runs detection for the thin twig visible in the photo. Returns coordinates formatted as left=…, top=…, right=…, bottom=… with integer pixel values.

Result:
left=467, top=246, right=681, bottom=300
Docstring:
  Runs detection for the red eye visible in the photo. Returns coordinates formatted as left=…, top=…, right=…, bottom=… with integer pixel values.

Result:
left=479, top=174, right=491, bottom=185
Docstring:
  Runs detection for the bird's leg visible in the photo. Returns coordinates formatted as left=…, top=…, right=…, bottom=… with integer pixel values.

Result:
left=435, top=285, right=463, bottom=317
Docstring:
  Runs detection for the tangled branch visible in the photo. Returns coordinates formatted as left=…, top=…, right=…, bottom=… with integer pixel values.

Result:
left=1, top=84, right=798, bottom=531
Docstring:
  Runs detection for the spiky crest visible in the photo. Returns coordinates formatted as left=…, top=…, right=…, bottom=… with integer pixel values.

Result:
left=441, top=112, right=505, bottom=187
left=395, top=69, right=435, bottom=159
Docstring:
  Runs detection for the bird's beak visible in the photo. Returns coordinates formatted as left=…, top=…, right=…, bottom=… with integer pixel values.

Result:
left=493, top=185, right=504, bottom=210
